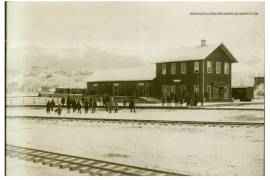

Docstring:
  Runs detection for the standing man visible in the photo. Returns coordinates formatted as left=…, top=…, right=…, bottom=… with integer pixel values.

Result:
left=77, top=101, right=81, bottom=114
left=57, top=104, right=62, bottom=115
left=84, top=101, right=89, bottom=114
left=129, top=99, right=136, bottom=113
left=114, top=98, right=118, bottom=113
left=61, top=96, right=65, bottom=107
left=92, top=100, right=97, bottom=113
left=50, top=99, right=55, bottom=111
left=46, top=100, right=51, bottom=114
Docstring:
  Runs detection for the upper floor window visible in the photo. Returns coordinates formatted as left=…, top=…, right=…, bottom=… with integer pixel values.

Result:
left=162, top=63, right=166, bottom=75
left=216, top=62, right=221, bottom=74
left=207, top=61, right=212, bottom=73
left=181, top=62, right=186, bottom=74
left=224, top=63, right=229, bottom=74
left=194, top=61, right=199, bottom=73
left=171, top=63, right=176, bottom=75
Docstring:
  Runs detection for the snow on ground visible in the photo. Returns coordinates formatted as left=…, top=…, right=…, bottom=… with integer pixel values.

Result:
left=6, top=118, right=264, bottom=176
left=6, top=107, right=264, bottom=123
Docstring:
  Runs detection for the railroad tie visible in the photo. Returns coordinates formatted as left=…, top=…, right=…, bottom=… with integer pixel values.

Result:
left=42, top=159, right=54, bottom=165
left=25, top=155, right=35, bottom=161
left=18, top=154, right=27, bottom=160
left=98, top=170, right=112, bottom=176
left=49, top=161, right=62, bottom=167
left=89, top=168, right=102, bottom=176
left=79, top=167, right=91, bottom=173
left=59, top=162, right=70, bottom=169
left=69, top=164, right=81, bottom=171
left=33, top=157, right=43, bottom=163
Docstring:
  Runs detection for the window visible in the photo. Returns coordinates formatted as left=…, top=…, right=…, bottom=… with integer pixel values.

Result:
left=207, top=61, right=212, bottom=73
left=171, top=63, right=176, bottom=74
left=206, top=86, right=212, bottom=100
left=162, top=63, right=166, bottom=75
left=216, top=62, right=221, bottom=74
left=194, top=61, right=199, bottom=73
left=194, top=85, right=199, bottom=94
left=224, top=63, right=229, bottom=74
left=181, top=62, right=186, bottom=74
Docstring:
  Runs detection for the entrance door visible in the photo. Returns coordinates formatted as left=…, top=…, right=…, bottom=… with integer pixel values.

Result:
left=165, top=86, right=170, bottom=97
left=179, top=85, right=186, bottom=98
left=113, top=84, right=119, bottom=96
left=218, top=87, right=224, bottom=99
left=137, top=84, right=144, bottom=97
left=145, top=83, right=149, bottom=97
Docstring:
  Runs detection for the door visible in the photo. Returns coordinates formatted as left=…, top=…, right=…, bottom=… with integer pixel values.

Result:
left=137, top=84, right=144, bottom=97
left=113, top=84, right=119, bottom=96
left=180, top=85, right=186, bottom=98
left=145, top=83, right=149, bottom=97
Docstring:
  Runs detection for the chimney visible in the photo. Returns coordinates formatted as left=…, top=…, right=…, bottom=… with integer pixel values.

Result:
left=201, top=39, right=206, bottom=46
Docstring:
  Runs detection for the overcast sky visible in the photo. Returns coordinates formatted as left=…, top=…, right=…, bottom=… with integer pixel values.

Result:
left=6, top=1, right=264, bottom=85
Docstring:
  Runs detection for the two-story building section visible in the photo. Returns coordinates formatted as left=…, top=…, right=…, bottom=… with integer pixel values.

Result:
left=87, top=40, right=238, bottom=102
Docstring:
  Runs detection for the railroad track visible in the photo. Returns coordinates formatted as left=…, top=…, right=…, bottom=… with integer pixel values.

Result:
left=6, top=144, right=185, bottom=176
left=6, top=115, right=264, bottom=127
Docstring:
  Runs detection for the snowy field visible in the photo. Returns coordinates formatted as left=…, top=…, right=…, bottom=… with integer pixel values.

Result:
left=6, top=107, right=264, bottom=123
left=6, top=113, right=264, bottom=176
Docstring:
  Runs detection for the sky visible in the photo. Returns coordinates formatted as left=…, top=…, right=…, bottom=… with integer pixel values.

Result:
left=6, top=1, right=265, bottom=86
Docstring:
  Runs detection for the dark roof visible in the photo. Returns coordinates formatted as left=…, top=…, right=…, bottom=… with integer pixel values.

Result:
left=155, top=43, right=238, bottom=63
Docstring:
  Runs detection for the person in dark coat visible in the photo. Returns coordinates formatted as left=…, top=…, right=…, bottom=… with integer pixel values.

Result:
left=166, top=95, right=171, bottom=107
left=194, top=93, right=198, bottom=107
left=72, top=99, right=76, bottom=112
left=66, top=96, right=71, bottom=113
left=129, top=99, right=136, bottom=113
left=108, top=97, right=113, bottom=113
left=123, top=96, right=127, bottom=107
left=162, top=95, right=166, bottom=106
left=84, top=101, right=89, bottom=114
left=77, top=101, right=81, bottom=114
left=179, top=94, right=184, bottom=106
left=92, top=100, right=97, bottom=113
left=57, top=104, right=62, bottom=115
left=114, top=98, right=118, bottom=113
left=174, top=94, right=179, bottom=107
left=102, top=95, right=106, bottom=107
left=186, top=94, right=190, bottom=107
left=46, top=100, right=51, bottom=114
left=61, top=96, right=65, bottom=107
left=50, top=99, right=55, bottom=111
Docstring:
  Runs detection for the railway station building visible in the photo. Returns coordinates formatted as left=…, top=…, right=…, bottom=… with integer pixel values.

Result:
left=87, top=40, right=238, bottom=101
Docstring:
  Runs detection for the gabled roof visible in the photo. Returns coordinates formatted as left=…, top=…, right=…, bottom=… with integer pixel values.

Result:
left=156, top=43, right=238, bottom=63
left=87, top=65, right=156, bottom=82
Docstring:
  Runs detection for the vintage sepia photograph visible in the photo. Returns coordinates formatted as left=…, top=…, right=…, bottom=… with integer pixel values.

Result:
left=5, top=1, right=265, bottom=176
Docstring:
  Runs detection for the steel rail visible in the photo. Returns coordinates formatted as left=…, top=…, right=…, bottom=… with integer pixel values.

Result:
left=6, top=115, right=264, bottom=126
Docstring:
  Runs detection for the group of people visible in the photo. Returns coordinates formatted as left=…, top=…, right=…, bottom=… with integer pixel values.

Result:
left=46, top=95, right=136, bottom=115
left=162, top=93, right=203, bottom=107
left=46, top=99, right=62, bottom=115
